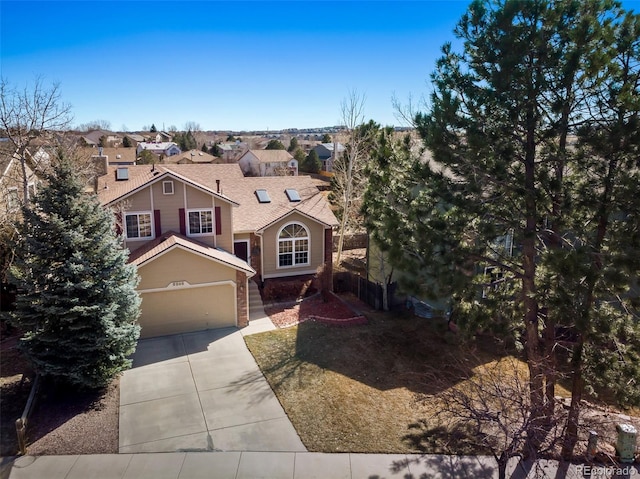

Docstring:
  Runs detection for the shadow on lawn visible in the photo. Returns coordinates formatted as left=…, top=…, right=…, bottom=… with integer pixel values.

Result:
left=287, top=309, right=504, bottom=396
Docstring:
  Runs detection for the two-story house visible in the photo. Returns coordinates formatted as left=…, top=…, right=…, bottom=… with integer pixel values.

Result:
left=237, top=149, right=298, bottom=177
left=136, top=141, right=181, bottom=159
left=97, top=163, right=337, bottom=338
left=312, top=142, right=345, bottom=173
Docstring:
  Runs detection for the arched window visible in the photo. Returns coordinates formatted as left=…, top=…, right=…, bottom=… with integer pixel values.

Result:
left=278, top=223, right=310, bottom=267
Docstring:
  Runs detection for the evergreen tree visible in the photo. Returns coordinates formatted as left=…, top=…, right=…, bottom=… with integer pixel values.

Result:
left=288, top=136, right=299, bottom=152
left=122, top=136, right=132, bottom=148
left=265, top=139, right=285, bottom=150
left=201, top=143, right=209, bottom=153
left=321, top=133, right=332, bottom=143
left=9, top=152, right=141, bottom=389
left=363, top=0, right=640, bottom=458
left=293, top=147, right=306, bottom=165
left=301, top=150, right=321, bottom=173
left=150, top=123, right=157, bottom=133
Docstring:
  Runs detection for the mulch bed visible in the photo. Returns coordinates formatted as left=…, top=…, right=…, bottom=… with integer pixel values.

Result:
left=265, top=293, right=367, bottom=328
left=26, top=378, right=120, bottom=455
left=0, top=331, right=120, bottom=456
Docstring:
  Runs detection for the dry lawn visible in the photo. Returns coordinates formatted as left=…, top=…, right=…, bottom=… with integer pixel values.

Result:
left=245, top=310, right=503, bottom=453
left=245, top=308, right=638, bottom=456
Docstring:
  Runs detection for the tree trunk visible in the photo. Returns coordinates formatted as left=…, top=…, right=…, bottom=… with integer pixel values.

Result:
left=562, top=342, right=583, bottom=459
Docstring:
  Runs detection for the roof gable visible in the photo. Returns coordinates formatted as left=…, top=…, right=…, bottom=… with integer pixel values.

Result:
left=97, top=165, right=239, bottom=206
left=129, top=231, right=255, bottom=275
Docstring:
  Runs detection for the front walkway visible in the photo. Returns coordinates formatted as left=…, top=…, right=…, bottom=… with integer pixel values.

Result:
left=118, top=328, right=303, bottom=453
left=8, top=452, right=619, bottom=478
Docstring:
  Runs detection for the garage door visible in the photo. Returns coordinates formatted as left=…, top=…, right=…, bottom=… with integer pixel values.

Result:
left=138, top=283, right=236, bottom=338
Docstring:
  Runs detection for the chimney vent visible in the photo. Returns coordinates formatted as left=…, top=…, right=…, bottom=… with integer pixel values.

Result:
left=216, top=179, right=220, bottom=193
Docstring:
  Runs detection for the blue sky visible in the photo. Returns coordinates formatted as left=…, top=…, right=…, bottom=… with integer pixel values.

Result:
left=1, top=1, right=639, bottom=132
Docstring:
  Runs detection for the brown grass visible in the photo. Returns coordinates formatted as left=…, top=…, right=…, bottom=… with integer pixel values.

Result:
left=245, top=307, right=638, bottom=456
left=245, top=309, right=503, bottom=452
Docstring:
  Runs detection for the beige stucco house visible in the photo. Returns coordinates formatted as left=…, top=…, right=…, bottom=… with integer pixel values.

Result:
left=97, top=163, right=337, bottom=338
left=237, top=149, right=298, bottom=177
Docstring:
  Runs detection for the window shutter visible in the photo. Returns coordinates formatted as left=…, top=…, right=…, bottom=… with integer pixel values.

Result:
left=114, top=212, right=122, bottom=236
left=179, top=208, right=186, bottom=235
left=154, top=210, right=162, bottom=237
left=215, top=207, right=222, bottom=235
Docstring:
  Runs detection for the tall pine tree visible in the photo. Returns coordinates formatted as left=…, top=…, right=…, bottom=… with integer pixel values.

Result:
left=10, top=152, right=141, bottom=389
left=364, top=0, right=640, bottom=458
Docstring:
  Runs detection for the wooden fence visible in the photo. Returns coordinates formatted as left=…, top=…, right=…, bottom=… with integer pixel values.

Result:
left=333, top=271, right=403, bottom=311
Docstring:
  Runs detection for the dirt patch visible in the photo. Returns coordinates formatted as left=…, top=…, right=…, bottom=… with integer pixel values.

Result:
left=26, top=378, right=119, bottom=455
left=0, top=337, right=33, bottom=456
left=0, top=333, right=120, bottom=456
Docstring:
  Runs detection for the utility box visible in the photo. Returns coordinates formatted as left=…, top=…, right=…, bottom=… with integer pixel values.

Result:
left=615, top=423, right=637, bottom=463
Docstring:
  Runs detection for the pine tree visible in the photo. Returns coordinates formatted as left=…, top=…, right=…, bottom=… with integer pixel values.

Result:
left=9, top=152, right=141, bottom=389
left=364, top=0, right=640, bottom=458
left=265, top=139, right=285, bottom=150
left=301, top=150, right=321, bottom=174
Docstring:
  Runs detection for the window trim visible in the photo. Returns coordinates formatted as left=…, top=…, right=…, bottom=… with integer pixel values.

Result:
left=187, top=208, right=214, bottom=237
left=276, top=221, right=310, bottom=269
left=125, top=211, right=154, bottom=241
left=6, top=187, right=19, bottom=212
left=162, top=180, right=174, bottom=195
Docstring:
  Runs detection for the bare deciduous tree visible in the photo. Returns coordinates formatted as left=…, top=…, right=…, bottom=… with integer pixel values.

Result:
left=0, top=76, right=73, bottom=202
left=332, top=90, right=377, bottom=266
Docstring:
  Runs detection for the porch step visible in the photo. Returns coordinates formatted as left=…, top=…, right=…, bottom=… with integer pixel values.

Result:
left=248, top=282, right=267, bottom=321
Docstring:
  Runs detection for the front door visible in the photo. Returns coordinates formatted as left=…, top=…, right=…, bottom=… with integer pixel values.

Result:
left=234, top=241, right=249, bottom=262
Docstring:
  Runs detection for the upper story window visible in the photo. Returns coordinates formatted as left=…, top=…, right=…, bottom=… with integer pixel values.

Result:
left=188, top=209, right=213, bottom=235
left=6, top=187, right=19, bottom=212
left=278, top=222, right=309, bottom=268
left=162, top=181, right=174, bottom=195
left=125, top=212, right=152, bottom=239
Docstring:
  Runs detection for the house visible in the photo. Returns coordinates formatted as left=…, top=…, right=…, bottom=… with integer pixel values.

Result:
left=96, top=163, right=337, bottom=338
left=237, top=149, right=298, bottom=177
left=216, top=141, right=248, bottom=162
left=80, top=130, right=122, bottom=148
left=123, top=133, right=146, bottom=146
left=161, top=150, right=219, bottom=164
left=312, top=142, right=345, bottom=173
left=136, top=141, right=181, bottom=158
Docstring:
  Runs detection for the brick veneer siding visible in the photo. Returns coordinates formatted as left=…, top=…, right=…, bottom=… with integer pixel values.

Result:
left=324, top=228, right=334, bottom=292
left=250, top=233, right=262, bottom=281
left=236, top=270, right=249, bottom=328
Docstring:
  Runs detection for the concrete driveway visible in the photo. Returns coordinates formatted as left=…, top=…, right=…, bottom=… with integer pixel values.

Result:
left=119, top=328, right=306, bottom=453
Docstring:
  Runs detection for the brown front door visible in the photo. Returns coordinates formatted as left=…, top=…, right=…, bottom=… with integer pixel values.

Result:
left=234, top=241, right=248, bottom=262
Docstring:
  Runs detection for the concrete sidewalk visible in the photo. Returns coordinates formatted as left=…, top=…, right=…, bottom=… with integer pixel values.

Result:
left=0, top=452, right=556, bottom=479
left=8, top=452, right=635, bottom=479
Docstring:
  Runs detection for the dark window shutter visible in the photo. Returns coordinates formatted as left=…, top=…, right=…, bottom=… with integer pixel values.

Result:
left=215, top=207, right=222, bottom=235
left=154, top=210, right=162, bottom=237
left=179, top=208, right=186, bottom=235
left=114, top=212, right=122, bottom=236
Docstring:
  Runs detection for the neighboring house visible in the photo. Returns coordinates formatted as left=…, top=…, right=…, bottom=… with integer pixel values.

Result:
left=162, top=150, right=218, bottom=164
left=312, top=142, right=345, bottom=173
left=297, top=139, right=319, bottom=154
left=80, top=130, right=122, bottom=148
left=96, top=163, right=337, bottom=338
left=0, top=151, right=37, bottom=219
left=237, top=149, right=298, bottom=177
left=123, top=133, right=146, bottom=146
left=136, top=142, right=181, bottom=158
left=216, top=142, right=248, bottom=162
left=80, top=146, right=137, bottom=168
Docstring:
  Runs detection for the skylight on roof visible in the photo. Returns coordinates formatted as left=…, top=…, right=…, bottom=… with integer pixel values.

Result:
left=116, top=167, right=129, bottom=181
left=255, top=189, right=271, bottom=203
left=285, top=188, right=301, bottom=202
